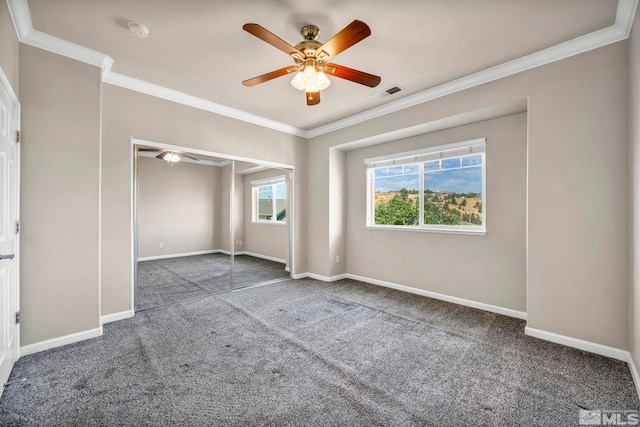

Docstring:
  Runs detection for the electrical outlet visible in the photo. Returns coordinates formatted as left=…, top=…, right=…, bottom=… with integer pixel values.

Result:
left=336, top=256, right=340, bottom=264
left=159, top=242, right=164, bottom=248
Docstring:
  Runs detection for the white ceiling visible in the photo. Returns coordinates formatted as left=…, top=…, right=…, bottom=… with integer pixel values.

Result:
left=17, top=0, right=626, bottom=131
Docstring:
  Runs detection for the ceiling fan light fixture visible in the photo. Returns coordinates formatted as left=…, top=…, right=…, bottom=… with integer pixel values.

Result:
left=244, top=20, right=378, bottom=105
left=291, top=64, right=330, bottom=92
left=158, top=151, right=181, bottom=163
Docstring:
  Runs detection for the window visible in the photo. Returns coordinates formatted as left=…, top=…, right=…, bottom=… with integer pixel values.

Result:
left=365, top=138, right=486, bottom=234
left=252, top=176, right=286, bottom=223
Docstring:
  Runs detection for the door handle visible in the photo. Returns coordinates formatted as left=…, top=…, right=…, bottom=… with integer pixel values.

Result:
left=0, top=254, right=15, bottom=260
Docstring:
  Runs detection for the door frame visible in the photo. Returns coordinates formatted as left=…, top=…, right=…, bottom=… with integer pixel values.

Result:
left=130, top=137, right=296, bottom=311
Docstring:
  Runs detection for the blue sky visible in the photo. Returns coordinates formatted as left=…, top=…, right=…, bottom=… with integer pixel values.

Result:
left=374, top=156, right=483, bottom=194
left=258, top=182, right=286, bottom=200
left=424, top=167, right=482, bottom=193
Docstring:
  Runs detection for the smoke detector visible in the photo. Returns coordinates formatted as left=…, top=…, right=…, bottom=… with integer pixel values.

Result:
left=128, top=22, right=150, bottom=38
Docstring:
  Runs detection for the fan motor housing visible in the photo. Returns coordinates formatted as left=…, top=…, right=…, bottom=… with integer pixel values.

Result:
left=295, top=40, right=323, bottom=57
left=300, top=24, right=320, bottom=41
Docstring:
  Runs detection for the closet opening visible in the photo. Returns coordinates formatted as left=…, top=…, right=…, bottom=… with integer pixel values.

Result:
left=131, top=139, right=295, bottom=311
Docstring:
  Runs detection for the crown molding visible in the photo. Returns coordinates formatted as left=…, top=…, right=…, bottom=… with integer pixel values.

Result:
left=617, top=0, right=639, bottom=38
left=306, top=0, right=638, bottom=138
left=6, top=0, right=638, bottom=140
left=5, top=0, right=31, bottom=40
left=6, top=0, right=113, bottom=72
left=103, top=71, right=306, bottom=137
left=23, top=30, right=113, bottom=72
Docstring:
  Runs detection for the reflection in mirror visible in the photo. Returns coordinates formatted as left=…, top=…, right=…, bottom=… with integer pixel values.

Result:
left=231, top=161, right=291, bottom=290
left=133, top=145, right=293, bottom=311
left=134, top=146, right=233, bottom=311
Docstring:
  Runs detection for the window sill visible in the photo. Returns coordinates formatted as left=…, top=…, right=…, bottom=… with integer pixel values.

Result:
left=252, top=221, right=287, bottom=226
left=365, top=225, right=486, bottom=236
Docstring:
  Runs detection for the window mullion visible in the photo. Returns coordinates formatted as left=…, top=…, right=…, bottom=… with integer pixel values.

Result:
left=253, top=187, right=257, bottom=222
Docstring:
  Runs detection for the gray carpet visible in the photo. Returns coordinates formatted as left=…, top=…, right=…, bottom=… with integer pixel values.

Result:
left=137, top=254, right=289, bottom=310
left=1, top=278, right=638, bottom=426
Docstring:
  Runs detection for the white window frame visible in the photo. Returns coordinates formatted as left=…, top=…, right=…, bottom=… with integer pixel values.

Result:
left=251, top=176, right=287, bottom=224
left=365, top=138, right=486, bottom=235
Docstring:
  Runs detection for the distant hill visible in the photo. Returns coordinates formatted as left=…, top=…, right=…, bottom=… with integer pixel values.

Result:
left=375, top=190, right=482, bottom=223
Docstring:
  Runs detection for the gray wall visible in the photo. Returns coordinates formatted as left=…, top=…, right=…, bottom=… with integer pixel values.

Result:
left=0, top=1, right=18, bottom=94
left=243, top=169, right=289, bottom=262
left=309, top=41, right=629, bottom=350
left=630, top=6, right=640, bottom=377
left=19, top=45, right=101, bottom=345
left=345, top=113, right=527, bottom=311
left=138, top=157, right=218, bottom=258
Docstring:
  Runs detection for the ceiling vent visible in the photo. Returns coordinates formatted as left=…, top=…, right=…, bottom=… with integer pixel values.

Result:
left=372, top=85, right=404, bottom=99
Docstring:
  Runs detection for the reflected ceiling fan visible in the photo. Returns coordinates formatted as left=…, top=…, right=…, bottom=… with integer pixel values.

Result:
left=138, top=148, right=199, bottom=164
left=242, top=20, right=381, bottom=105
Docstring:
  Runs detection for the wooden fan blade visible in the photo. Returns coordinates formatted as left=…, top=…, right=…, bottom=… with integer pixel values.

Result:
left=243, top=66, right=298, bottom=87
left=306, top=91, right=320, bottom=106
left=324, top=63, right=381, bottom=87
left=316, top=20, right=371, bottom=60
left=243, top=23, right=304, bottom=59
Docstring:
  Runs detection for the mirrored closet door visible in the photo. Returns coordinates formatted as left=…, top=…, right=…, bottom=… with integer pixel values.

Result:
left=230, top=160, right=291, bottom=290
left=133, top=145, right=293, bottom=311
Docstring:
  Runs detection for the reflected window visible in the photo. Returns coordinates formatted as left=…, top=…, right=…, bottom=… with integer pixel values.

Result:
left=252, top=176, right=286, bottom=223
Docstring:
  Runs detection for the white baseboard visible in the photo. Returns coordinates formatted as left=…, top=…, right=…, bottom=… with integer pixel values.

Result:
left=101, top=310, right=134, bottom=325
left=138, top=250, right=217, bottom=262
left=628, top=353, right=640, bottom=402
left=20, top=326, right=103, bottom=357
left=236, top=251, right=286, bottom=264
left=526, top=327, right=640, bottom=399
left=292, top=272, right=639, bottom=399
left=524, top=327, right=628, bottom=361
left=293, top=272, right=347, bottom=282
left=346, top=273, right=527, bottom=320
left=138, top=249, right=287, bottom=265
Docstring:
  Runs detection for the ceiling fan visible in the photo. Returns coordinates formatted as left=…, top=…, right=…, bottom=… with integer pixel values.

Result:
left=138, top=148, right=199, bottom=164
left=242, top=20, right=381, bottom=105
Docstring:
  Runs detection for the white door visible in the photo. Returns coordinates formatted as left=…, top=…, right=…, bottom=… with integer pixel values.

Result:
left=0, top=75, right=19, bottom=394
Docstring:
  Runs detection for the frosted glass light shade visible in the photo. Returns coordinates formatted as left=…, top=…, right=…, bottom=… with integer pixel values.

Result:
left=291, top=71, right=305, bottom=91
left=315, top=71, right=330, bottom=90
left=159, top=152, right=181, bottom=163
left=291, top=65, right=331, bottom=92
